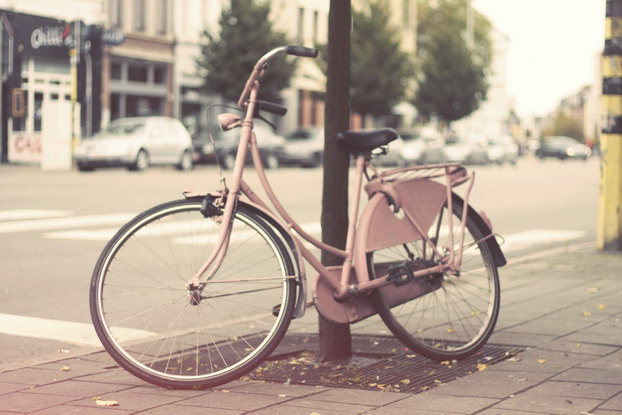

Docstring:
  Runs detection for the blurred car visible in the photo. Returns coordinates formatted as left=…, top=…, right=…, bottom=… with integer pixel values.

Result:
left=443, top=133, right=489, bottom=165
left=486, top=135, right=519, bottom=165
left=375, top=135, right=406, bottom=166
left=398, top=128, right=446, bottom=165
left=279, top=127, right=324, bottom=167
left=75, top=116, right=194, bottom=172
left=535, top=136, right=592, bottom=160
left=196, top=121, right=284, bottom=169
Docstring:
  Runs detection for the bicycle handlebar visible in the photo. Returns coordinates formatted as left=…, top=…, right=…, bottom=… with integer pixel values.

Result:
left=236, top=45, right=318, bottom=108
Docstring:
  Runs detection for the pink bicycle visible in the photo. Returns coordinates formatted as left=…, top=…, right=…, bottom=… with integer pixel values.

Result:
left=90, top=46, right=505, bottom=389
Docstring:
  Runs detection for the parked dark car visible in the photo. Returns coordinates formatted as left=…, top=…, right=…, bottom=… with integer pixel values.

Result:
left=194, top=122, right=285, bottom=169
left=535, top=136, right=592, bottom=160
left=279, top=127, right=324, bottom=167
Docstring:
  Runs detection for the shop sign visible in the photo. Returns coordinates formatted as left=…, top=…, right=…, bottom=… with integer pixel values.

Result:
left=102, top=27, right=124, bottom=46
left=30, top=24, right=73, bottom=50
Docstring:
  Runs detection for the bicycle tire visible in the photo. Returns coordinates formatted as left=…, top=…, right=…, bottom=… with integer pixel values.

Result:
left=90, top=198, right=297, bottom=388
left=368, top=194, right=500, bottom=360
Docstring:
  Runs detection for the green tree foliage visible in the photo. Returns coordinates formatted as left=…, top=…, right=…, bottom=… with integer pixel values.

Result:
left=542, top=110, right=585, bottom=141
left=350, top=1, right=414, bottom=119
left=196, top=0, right=296, bottom=104
left=414, top=0, right=493, bottom=123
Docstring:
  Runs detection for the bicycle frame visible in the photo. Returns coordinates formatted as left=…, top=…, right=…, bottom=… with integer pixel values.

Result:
left=186, top=46, right=501, bottom=325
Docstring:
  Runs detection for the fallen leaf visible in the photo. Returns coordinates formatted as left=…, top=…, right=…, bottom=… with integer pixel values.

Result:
left=476, top=363, right=488, bottom=371
left=95, top=400, right=119, bottom=407
left=582, top=311, right=592, bottom=317
left=596, top=304, right=606, bottom=310
left=406, top=354, right=417, bottom=358
left=440, top=361, right=451, bottom=366
left=538, top=359, right=547, bottom=364
left=57, top=349, right=70, bottom=354
left=508, top=357, right=521, bottom=362
left=60, top=366, right=71, bottom=372
left=400, top=379, right=410, bottom=385
left=587, top=287, right=599, bottom=294
left=517, top=378, right=528, bottom=382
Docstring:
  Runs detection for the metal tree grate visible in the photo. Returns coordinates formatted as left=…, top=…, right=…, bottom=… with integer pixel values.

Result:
left=245, top=334, right=520, bottom=393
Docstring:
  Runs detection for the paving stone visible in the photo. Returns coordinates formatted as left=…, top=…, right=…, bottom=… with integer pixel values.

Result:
left=0, top=367, right=77, bottom=386
left=492, top=389, right=602, bottom=414
left=76, top=368, right=148, bottom=386
left=20, top=379, right=130, bottom=398
left=178, top=390, right=292, bottom=411
left=578, top=349, right=622, bottom=370
left=0, top=391, right=76, bottom=413
left=136, top=403, right=241, bottom=415
left=426, top=369, right=551, bottom=398
left=69, top=388, right=184, bottom=411
left=384, top=393, right=498, bottom=413
left=231, top=381, right=328, bottom=397
left=488, top=331, right=555, bottom=347
left=307, top=387, right=405, bottom=406
left=26, top=405, right=135, bottom=415
left=600, top=392, right=622, bottom=411
left=540, top=339, right=619, bottom=356
left=552, top=367, right=622, bottom=384
left=272, top=396, right=375, bottom=414
left=0, top=380, right=31, bottom=395
left=526, top=380, right=621, bottom=400
left=488, top=349, right=590, bottom=373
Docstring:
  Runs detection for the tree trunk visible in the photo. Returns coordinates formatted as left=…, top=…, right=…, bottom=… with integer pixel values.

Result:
left=318, top=0, right=352, bottom=362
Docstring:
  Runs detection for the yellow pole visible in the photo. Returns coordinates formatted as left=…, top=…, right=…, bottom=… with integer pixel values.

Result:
left=598, top=0, right=622, bottom=250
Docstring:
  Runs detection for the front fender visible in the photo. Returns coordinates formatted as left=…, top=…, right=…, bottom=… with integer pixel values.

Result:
left=185, top=194, right=308, bottom=318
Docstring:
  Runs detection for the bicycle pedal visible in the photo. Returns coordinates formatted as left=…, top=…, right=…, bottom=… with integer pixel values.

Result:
left=272, top=304, right=281, bottom=317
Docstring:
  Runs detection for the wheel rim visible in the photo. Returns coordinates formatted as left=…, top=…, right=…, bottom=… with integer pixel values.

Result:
left=136, top=151, right=149, bottom=170
left=92, top=202, right=295, bottom=385
left=369, top=200, right=499, bottom=358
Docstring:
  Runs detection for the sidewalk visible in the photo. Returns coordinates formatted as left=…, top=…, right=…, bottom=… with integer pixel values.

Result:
left=1, top=246, right=621, bottom=414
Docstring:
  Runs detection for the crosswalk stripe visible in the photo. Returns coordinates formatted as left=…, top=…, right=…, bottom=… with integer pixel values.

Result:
left=0, top=213, right=135, bottom=234
left=0, top=313, right=154, bottom=347
left=0, top=209, right=72, bottom=221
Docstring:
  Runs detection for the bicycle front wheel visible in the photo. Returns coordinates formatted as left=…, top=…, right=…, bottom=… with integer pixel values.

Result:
left=90, top=199, right=297, bottom=388
left=369, top=195, right=500, bottom=360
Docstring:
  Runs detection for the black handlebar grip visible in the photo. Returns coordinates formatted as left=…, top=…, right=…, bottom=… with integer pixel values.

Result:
left=285, top=45, right=319, bottom=58
left=257, top=100, right=288, bottom=116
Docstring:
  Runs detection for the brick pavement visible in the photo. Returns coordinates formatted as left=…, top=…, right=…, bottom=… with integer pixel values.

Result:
left=0, top=247, right=621, bottom=414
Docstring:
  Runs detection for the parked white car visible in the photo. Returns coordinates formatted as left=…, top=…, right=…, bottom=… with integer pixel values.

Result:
left=398, top=127, right=446, bottom=165
left=75, top=117, right=194, bottom=172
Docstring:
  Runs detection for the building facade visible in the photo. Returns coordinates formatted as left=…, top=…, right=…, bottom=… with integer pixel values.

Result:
left=0, top=0, right=103, bottom=164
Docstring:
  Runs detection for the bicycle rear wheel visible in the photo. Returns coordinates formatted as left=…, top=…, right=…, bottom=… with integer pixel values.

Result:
left=90, top=199, right=297, bottom=388
left=368, top=195, right=500, bottom=360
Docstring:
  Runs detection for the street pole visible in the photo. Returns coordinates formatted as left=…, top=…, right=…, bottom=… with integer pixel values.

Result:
left=598, top=0, right=622, bottom=251
left=69, top=20, right=81, bottom=166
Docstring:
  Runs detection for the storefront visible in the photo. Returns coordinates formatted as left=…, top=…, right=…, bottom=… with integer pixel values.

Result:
left=0, top=10, right=101, bottom=164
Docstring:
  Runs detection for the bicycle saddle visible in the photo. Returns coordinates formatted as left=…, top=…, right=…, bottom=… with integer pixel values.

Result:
left=337, top=128, right=399, bottom=153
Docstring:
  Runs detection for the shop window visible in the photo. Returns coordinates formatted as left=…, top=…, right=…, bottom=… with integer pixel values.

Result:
left=34, top=93, right=43, bottom=132
left=128, top=65, right=148, bottom=82
left=111, top=62, right=123, bottom=80
left=154, top=66, right=166, bottom=84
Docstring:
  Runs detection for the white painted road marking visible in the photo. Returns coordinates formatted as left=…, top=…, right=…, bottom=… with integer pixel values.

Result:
left=0, top=313, right=155, bottom=347
left=0, top=213, right=135, bottom=234
left=0, top=209, right=72, bottom=221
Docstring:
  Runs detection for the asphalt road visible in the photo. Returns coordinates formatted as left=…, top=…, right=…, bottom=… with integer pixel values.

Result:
left=0, top=155, right=600, bottom=370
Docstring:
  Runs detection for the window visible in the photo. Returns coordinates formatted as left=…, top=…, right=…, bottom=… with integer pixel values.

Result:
left=157, top=0, right=169, bottom=35
left=312, top=11, right=319, bottom=45
left=297, top=7, right=304, bottom=44
left=154, top=66, right=166, bottom=84
left=111, top=0, right=123, bottom=27
left=135, top=0, right=146, bottom=31
left=128, top=64, right=148, bottom=82
left=110, top=61, right=123, bottom=80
